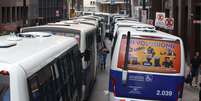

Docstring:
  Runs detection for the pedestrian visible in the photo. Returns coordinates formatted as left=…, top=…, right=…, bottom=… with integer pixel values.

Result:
left=99, top=42, right=109, bottom=70
left=190, top=51, right=201, bottom=87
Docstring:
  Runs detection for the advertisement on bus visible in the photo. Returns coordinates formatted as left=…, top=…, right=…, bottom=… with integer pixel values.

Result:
left=109, top=36, right=184, bottom=101
left=118, top=36, right=181, bottom=73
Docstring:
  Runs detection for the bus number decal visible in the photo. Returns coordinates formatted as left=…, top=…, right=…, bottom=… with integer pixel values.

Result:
left=156, top=90, right=173, bottom=96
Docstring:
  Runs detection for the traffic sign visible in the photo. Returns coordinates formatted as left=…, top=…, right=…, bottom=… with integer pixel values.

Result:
left=155, top=12, right=165, bottom=28
left=165, top=18, right=174, bottom=30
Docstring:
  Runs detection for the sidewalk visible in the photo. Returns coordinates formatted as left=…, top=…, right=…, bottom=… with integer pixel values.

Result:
left=182, top=63, right=200, bottom=101
left=184, top=63, right=201, bottom=91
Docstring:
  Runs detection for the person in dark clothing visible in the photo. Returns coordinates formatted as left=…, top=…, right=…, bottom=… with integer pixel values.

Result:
left=99, top=42, right=109, bottom=70
left=190, top=51, right=201, bottom=87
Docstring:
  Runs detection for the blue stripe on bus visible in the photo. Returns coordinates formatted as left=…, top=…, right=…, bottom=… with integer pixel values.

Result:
left=109, top=69, right=184, bottom=101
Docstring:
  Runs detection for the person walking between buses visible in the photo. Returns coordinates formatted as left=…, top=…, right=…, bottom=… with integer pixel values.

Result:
left=99, top=42, right=109, bottom=70
left=190, top=51, right=201, bottom=87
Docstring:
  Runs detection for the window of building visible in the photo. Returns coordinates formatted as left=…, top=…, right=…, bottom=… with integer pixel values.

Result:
left=7, top=7, right=10, bottom=23
left=12, top=7, right=16, bottom=22
left=17, top=7, right=20, bottom=20
left=20, top=7, right=23, bottom=19
left=2, top=7, right=5, bottom=23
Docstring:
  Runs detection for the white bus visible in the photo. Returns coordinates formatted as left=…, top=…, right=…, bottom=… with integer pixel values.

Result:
left=76, top=15, right=106, bottom=43
left=0, top=32, right=83, bottom=101
left=109, top=26, right=185, bottom=101
left=21, top=20, right=98, bottom=101
left=94, top=12, right=113, bottom=34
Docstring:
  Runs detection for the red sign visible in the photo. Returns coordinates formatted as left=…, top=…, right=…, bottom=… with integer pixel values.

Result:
left=165, top=18, right=174, bottom=30
left=155, top=12, right=165, bottom=28
left=157, top=14, right=165, bottom=21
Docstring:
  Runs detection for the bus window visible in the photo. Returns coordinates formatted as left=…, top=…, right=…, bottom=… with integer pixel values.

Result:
left=56, top=55, right=70, bottom=101
left=28, top=65, right=54, bottom=101
left=118, top=35, right=181, bottom=73
left=0, top=74, right=10, bottom=101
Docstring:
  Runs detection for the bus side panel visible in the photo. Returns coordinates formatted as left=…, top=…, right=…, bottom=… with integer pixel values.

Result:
left=109, top=70, right=184, bottom=101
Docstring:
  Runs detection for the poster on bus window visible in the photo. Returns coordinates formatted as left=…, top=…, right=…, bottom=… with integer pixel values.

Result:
left=118, top=36, right=181, bottom=73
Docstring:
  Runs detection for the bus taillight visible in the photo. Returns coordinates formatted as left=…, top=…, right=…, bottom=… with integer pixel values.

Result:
left=0, top=70, right=9, bottom=75
left=112, top=78, right=116, bottom=96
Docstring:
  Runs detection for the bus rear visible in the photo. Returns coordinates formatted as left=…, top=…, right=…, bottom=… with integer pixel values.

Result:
left=109, top=33, right=185, bottom=101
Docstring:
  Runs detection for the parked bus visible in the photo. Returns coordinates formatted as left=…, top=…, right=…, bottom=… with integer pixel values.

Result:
left=21, top=20, right=98, bottom=100
left=109, top=26, right=185, bottom=101
left=0, top=32, right=82, bottom=101
left=94, top=12, right=113, bottom=35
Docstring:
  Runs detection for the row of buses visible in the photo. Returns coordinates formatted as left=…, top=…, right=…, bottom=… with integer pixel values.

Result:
left=0, top=12, right=185, bottom=101
left=109, top=17, right=185, bottom=101
left=0, top=13, right=113, bottom=101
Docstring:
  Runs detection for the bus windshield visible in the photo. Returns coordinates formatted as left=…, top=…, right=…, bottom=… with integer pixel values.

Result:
left=118, top=36, right=181, bottom=73
left=0, top=74, right=10, bottom=101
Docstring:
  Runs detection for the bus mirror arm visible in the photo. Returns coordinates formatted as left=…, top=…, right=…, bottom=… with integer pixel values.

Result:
left=122, top=31, right=131, bottom=85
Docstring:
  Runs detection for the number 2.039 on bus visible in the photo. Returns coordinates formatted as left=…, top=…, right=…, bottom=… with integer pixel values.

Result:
left=109, top=30, right=185, bottom=101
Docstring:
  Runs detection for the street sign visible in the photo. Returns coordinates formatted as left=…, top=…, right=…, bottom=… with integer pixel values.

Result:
left=141, top=10, right=147, bottom=23
left=155, top=12, right=165, bottom=28
left=165, top=18, right=174, bottom=30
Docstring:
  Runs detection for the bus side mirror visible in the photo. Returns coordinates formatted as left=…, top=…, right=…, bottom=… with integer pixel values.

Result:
left=81, top=49, right=90, bottom=61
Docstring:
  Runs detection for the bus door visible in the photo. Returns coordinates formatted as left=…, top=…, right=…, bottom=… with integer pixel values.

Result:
left=109, top=35, right=184, bottom=101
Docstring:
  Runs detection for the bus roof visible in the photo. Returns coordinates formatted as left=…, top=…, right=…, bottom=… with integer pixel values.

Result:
left=117, top=26, right=181, bottom=40
left=0, top=33, right=77, bottom=76
left=22, top=21, right=97, bottom=35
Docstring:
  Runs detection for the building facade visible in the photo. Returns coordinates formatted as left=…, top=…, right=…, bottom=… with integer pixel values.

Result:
left=0, top=0, right=68, bottom=29
left=83, top=0, right=96, bottom=12
left=150, top=0, right=201, bottom=61
left=96, top=0, right=125, bottom=13
left=0, top=0, right=26, bottom=28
